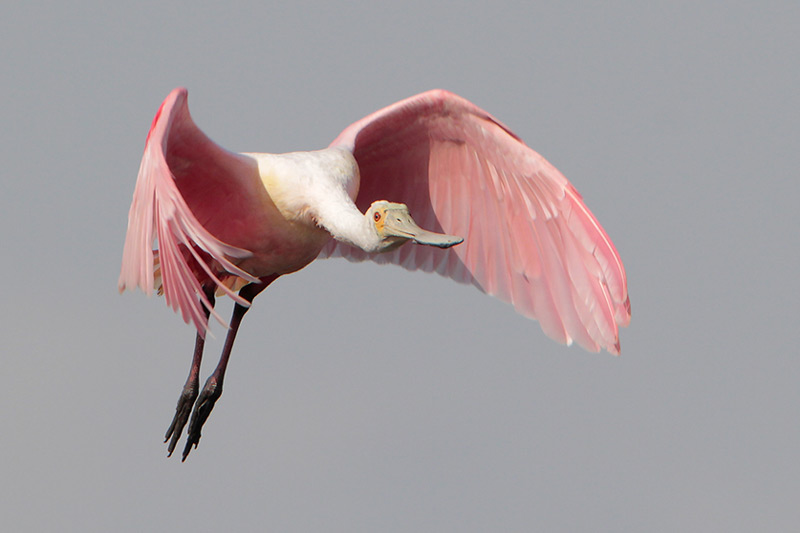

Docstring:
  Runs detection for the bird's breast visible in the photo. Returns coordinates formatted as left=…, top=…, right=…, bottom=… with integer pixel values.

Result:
left=229, top=151, right=347, bottom=276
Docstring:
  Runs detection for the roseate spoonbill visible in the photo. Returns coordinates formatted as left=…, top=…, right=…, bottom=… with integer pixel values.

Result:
left=119, top=88, right=630, bottom=460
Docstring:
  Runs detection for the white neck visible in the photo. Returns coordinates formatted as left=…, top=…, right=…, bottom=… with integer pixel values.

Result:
left=249, top=148, right=384, bottom=253
left=313, top=195, right=383, bottom=253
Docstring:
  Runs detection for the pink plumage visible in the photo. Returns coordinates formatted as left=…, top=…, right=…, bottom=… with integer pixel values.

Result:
left=120, top=88, right=631, bottom=459
left=120, top=89, right=630, bottom=353
left=119, top=88, right=259, bottom=333
left=324, top=90, right=630, bottom=353
left=120, top=87, right=630, bottom=353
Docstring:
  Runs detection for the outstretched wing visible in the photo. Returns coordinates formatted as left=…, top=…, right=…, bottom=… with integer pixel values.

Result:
left=118, top=88, right=259, bottom=335
left=321, top=90, right=630, bottom=353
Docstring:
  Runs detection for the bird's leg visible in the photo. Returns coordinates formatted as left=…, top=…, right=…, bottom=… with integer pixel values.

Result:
left=181, top=275, right=278, bottom=461
left=165, top=284, right=216, bottom=457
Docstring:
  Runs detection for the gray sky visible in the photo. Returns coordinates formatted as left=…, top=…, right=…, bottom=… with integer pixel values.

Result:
left=2, top=1, right=798, bottom=531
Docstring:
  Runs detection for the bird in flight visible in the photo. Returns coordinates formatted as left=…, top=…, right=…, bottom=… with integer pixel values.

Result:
left=119, top=88, right=630, bottom=460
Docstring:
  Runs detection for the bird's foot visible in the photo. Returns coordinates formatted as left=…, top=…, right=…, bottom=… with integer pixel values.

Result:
left=164, top=381, right=198, bottom=457
left=181, top=376, right=223, bottom=461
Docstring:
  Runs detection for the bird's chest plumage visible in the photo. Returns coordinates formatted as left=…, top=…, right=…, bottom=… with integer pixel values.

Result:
left=231, top=149, right=358, bottom=276
left=220, top=178, right=330, bottom=276
left=236, top=214, right=330, bottom=276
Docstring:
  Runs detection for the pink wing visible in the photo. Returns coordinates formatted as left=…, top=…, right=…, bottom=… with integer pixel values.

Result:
left=322, top=90, right=630, bottom=354
left=118, top=88, right=259, bottom=335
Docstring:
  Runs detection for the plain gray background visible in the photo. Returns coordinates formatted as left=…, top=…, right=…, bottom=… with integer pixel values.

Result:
left=2, top=1, right=798, bottom=531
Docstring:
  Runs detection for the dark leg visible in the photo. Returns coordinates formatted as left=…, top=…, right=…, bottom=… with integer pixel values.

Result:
left=165, top=285, right=216, bottom=457
left=181, top=275, right=278, bottom=461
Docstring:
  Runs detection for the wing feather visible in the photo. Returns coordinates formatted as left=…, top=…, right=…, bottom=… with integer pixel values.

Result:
left=322, top=90, right=630, bottom=353
left=119, top=88, right=259, bottom=336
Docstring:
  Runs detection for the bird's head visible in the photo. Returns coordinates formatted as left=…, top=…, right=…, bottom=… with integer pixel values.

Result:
left=366, top=200, right=464, bottom=253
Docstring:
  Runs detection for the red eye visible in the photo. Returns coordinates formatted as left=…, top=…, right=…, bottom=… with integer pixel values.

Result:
left=374, top=212, right=381, bottom=221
